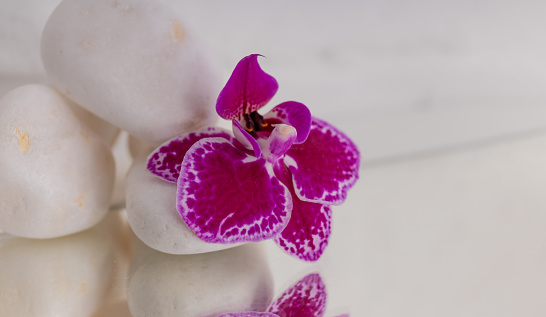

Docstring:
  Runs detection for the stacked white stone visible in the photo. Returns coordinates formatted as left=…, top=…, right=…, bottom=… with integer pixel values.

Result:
left=0, top=0, right=220, bottom=242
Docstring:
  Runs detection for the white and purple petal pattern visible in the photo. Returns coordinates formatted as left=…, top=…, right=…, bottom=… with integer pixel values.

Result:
left=284, top=118, right=360, bottom=205
left=219, top=313, right=280, bottom=317
left=263, top=101, right=312, bottom=144
left=217, top=54, right=278, bottom=120
left=267, top=273, right=327, bottom=317
left=146, top=127, right=235, bottom=182
left=177, top=138, right=292, bottom=244
left=274, top=164, right=332, bottom=261
left=274, top=201, right=331, bottom=262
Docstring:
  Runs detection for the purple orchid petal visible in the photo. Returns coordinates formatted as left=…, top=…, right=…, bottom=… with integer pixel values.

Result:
left=219, top=313, right=280, bottom=317
left=259, top=124, right=297, bottom=162
left=267, top=273, right=327, bottom=317
left=273, top=164, right=331, bottom=262
left=263, top=101, right=311, bottom=144
left=233, top=119, right=262, bottom=158
left=146, top=127, right=235, bottom=182
left=177, top=137, right=292, bottom=243
left=217, top=54, right=279, bottom=120
left=284, top=118, right=360, bottom=205
left=274, top=201, right=331, bottom=262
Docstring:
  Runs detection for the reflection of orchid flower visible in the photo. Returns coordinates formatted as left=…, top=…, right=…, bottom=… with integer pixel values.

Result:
left=219, top=273, right=348, bottom=317
left=147, top=55, right=360, bottom=261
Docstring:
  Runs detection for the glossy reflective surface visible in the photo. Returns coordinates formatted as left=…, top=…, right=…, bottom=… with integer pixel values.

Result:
left=0, top=212, right=129, bottom=316
left=0, top=209, right=351, bottom=316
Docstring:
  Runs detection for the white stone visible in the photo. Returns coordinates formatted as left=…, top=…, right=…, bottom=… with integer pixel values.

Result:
left=0, top=84, right=115, bottom=238
left=0, top=212, right=126, bottom=317
left=127, top=238, right=273, bottom=317
left=125, top=156, right=241, bottom=254
left=67, top=100, right=120, bottom=147
left=41, top=0, right=221, bottom=146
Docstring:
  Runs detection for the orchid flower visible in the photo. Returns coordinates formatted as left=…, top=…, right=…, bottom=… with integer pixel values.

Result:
left=218, top=273, right=349, bottom=317
left=147, top=54, right=359, bottom=261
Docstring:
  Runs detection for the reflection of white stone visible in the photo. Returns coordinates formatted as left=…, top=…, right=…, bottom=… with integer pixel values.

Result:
left=41, top=0, right=221, bottom=146
left=0, top=212, right=127, bottom=317
left=127, top=238, right=273, bottom=317
left=91, top=301, right=132, bottom=317
left=126, top=156, right=241, bottom=254
left=0, top=85, right=115, bottom=238
left=128, top=134, right=155, bottom=159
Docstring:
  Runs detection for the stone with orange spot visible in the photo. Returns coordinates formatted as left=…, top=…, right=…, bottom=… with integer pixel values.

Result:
left=41, top=0, right=221, bottom=146
left=0, top=84, right=115, bottom=238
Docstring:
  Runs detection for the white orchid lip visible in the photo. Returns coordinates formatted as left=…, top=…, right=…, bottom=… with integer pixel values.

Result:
left=257, top=124, right=297, bottom=163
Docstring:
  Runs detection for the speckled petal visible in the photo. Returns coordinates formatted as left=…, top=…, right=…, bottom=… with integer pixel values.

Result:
left=267, top=273, right=327, bottom=317
left=274, top=164, right=332, bottom=262
left=233, top=119, right=262, bottom=158
left=284, top=118, right=360, bottom=205
left=146, top=127, right=235, bottom=182
left=274, top=202, right=331, bottom=262
left=219, top=313, right=280, bottom=317
left=177, top=138, right=292, bottom=243
left=263, top=101, right=311, bottom=144
left=216, top=54, right=278, bottom=119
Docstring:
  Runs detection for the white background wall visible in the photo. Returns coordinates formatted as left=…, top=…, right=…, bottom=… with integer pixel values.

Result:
left=3, top=0, right=546, bottom=161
